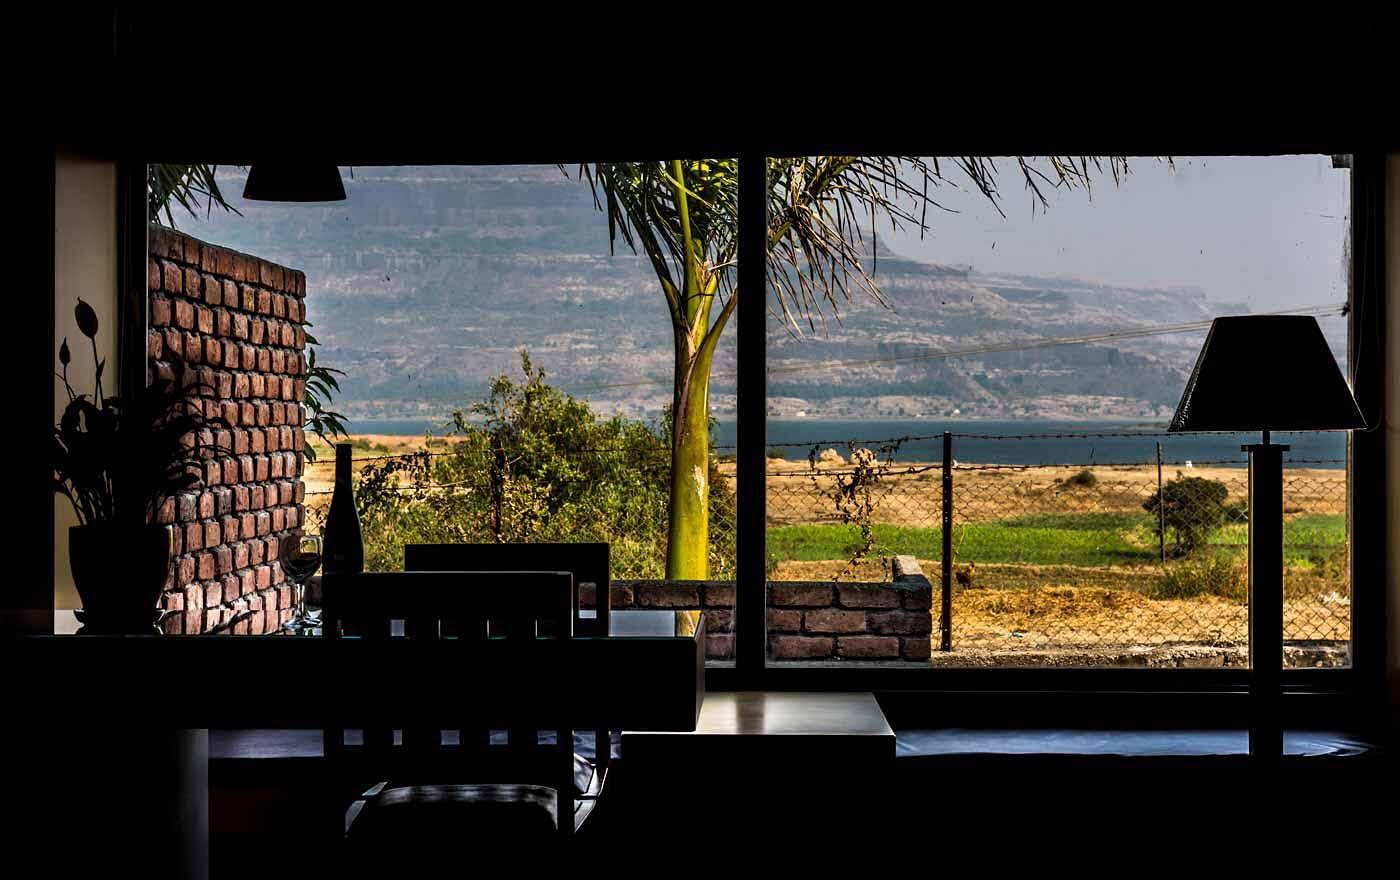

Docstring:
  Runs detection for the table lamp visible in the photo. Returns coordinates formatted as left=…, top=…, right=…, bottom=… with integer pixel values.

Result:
left=1168, top=315, right=1364, bottom=758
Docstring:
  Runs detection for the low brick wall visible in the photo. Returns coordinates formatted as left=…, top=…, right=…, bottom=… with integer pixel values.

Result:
left=146, top=226, right=307, bottom=635
left=600, top=556, right=933, bottom=662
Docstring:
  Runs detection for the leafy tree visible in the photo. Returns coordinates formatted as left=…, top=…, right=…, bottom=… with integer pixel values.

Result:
left=571, top=156, right=1135, bottom=580
left=355, top=353, right=735, bottom=576
left=1143, top=475, right=1231, bottom=557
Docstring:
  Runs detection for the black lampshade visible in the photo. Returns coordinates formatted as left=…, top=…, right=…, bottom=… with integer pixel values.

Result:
left=243, top=163, right=346, bottom=202
left=1169, top=315, right=1364, bottom=432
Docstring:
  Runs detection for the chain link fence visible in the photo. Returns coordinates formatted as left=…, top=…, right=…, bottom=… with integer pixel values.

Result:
left=758, top=433, right=1349, bottom=667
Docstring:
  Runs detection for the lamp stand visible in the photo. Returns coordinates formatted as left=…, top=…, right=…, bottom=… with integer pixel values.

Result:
left=1243, top=431, right=1287, bottom=761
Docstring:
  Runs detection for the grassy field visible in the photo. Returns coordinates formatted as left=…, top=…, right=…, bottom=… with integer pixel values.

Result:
left=767, top=512, right=1347, bottom=569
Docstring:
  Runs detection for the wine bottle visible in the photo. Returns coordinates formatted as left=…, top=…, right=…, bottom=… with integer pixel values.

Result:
left=322, top=443, right=364, bottom=574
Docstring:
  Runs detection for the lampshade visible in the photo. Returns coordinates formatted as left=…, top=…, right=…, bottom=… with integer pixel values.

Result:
left=1168, top=315, right=1364, bottom=432
left=243, top=163, right=346, bottom=202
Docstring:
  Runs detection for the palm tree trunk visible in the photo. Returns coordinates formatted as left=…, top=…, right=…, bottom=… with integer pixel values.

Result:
left=666, top=349, right=712, bottom=581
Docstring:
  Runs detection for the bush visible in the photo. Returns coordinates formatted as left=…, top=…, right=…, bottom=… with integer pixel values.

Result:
left=1150, top=554, right=1245, bottom=601
left=1063, top=468, right=1098, bottom=488
left=1142, top=474, right=1231, bottom=557
left=354, top=352, right=736, bottom=579
left=766, top=448, right=786, bottom=460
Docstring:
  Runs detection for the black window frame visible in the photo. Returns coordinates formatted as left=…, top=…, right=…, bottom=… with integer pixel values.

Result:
left=117, top=147, right=1388, bottom=728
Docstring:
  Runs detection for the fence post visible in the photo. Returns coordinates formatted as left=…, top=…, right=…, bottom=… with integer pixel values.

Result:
left=941, top=431, right=953, bottom=652
left=1156, top=440, right=1166, bottom=564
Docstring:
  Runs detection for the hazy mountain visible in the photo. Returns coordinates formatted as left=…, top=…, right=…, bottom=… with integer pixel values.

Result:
left=182, top=165, right=1335, bottom=425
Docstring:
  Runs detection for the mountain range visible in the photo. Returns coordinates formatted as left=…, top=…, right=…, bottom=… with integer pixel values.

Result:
left=183, top=165, right=1340, bottom=425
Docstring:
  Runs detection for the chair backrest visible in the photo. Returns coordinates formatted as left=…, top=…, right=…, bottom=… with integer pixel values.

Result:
left=405, top=543, right=610, bottom=637
left=320, top=570, right=579, bottom=831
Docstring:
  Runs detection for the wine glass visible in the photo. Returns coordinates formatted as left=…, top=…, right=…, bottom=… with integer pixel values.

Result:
left=280, top=532, right=323, bottom=634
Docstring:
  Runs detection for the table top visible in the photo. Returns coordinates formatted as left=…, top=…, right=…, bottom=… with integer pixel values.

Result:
left=622, top=691, right=896, bottom=764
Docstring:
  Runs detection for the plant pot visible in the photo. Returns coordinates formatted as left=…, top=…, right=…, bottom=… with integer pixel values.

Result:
left=69, top=524, right=172, bottom=634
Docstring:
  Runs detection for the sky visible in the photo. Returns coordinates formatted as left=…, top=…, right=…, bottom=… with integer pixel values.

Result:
left=884, top=154, right=1351, bottom=311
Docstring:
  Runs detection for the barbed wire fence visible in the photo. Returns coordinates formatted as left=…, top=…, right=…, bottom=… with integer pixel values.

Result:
left=300, top=431, right=1349, bottom=666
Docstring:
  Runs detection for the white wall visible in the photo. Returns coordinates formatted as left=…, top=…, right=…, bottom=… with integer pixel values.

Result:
left=53, top=156, right=119, bottom=611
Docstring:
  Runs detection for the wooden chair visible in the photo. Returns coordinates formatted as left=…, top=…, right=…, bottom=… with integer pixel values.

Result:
left=405, top=543, right=614, bottom=771
left=321, top=569, right=600, bottom=867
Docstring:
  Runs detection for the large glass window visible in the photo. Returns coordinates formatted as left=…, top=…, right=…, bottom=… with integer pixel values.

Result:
left=165, top=163, right=737, bottom=656
left=763, top=154, right=1352, bottom=668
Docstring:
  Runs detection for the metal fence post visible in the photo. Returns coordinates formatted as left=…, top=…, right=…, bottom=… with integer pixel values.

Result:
left=941, top=431, right=953, bottom=652
left=1156, top=440, right=1166, bottom=564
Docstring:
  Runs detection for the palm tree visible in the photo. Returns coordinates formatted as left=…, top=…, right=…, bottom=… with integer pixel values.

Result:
left=572, top=156, right=1133, bottom=581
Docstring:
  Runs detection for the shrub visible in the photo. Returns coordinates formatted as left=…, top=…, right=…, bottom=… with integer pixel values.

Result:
left=354, top=352, right=736, bottom=579
left=1151, top=554, right=1245, bottom=601
left=1063, top=468, right=1098, bottom=488
left=1142, top=474, right=1231, bottom=557
left=766, top=448, right=786, bottom=460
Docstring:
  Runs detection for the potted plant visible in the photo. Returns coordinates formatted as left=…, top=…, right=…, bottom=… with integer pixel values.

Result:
left=52, top=299, right=230, bottom=633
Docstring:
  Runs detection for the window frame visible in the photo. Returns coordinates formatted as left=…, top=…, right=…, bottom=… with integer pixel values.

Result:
left=120, top=149, right=1386, bottom=724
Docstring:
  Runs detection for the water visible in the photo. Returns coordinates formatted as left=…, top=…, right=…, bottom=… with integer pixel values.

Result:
left=346, top=417, right=1348, bottom=468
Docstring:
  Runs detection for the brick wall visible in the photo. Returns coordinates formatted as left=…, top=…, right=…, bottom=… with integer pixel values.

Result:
left=601, top=557, right=933, bottom=662
left=146, top=226, right=307, bottom=635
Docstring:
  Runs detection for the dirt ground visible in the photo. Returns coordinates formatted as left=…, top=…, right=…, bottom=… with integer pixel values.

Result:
left=750, top=457, right=1346, bottom=527
left=298, top=436, right=1350, bottom=650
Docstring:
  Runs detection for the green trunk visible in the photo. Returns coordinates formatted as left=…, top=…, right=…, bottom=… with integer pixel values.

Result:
left=666, top=358, right=711, bottom=582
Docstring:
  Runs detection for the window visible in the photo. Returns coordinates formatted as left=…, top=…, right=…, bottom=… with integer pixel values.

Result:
left=762, top=154, right=1352, bottom=668
left=166, top=163, right=738, bottom=654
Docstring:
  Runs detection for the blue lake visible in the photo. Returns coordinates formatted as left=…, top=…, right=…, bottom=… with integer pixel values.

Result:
left=346, top=418, right=1348, bottom=469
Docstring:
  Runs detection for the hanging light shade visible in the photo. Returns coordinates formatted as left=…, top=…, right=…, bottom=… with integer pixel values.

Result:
left=243, top=162, right=346, bottom=202
left=1168, top=315, right=1364, bottom=432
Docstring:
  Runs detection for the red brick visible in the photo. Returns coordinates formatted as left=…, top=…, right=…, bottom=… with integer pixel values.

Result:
left=174, top=299, right=195, bottom=329
left=249, top=539, right=265, bottom=565
left=215, top=545, right=232, bottom=575
left=163, top=262, right=183, bottom=294
left=148, top=257, right=162, bottom=292
left=702, top=609, right=733, bottom=633
left=867, top=610, right=931, bottom=636
left=901, top=637, right=932, bottom=661
left=222, top=515, right=240, bottom=541
left=767, top=609, right=802, bottom=631
left=204, top=581, right=223, bottom=608
left=233, top=542, right=250, bottom=568
left=184, top=266, right=201, bottom=297
left=198, top=491, right=216, bottom=518
left=216, top=310, right=232, bottom=337
left=768, top=636, right=834, bottom=660
left=255, top=565, right=272, bottom=589
left=837, top=636, right=901, bottom=659
left=706, top=634, right=735, bottom=660
left=838, top=584, right=900, bottom=609
left=197, top=553, right=216, bottom=580
left=202, top=275, right=222, bottom=306
left=901, top=584, right=934, bottom=611
left=223, top=279, right=238, bottom=306
left=803, top=609, right=867, bottom=634
left=770, top=584, right=832, bottom=607
left=176, top=556, right=196, bottom=587
left=701, top=584, right=735, bottom=607
left=150, top=295, right=171, bottom=327
left=250, top=318, right=265, bottom=344
left=184, top=522, right=204, bottom=552
left=636, top=584, right=699, bottom=608
left=204, top=338, right=221, bottom=363
left=203, top=520, right=221, bottom=547
left=183, top=237, right=199, bottom=265
left=265, top=535, right=280, bottom=561
left=155, top=497, right=176, bottom=525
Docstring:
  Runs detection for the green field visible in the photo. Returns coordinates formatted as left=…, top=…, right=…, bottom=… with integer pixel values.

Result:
left=766, top=512, right=1346, bottom=568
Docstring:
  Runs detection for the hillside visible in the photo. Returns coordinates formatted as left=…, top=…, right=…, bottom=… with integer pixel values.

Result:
left=181, top=164, right=1326, bottom=424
